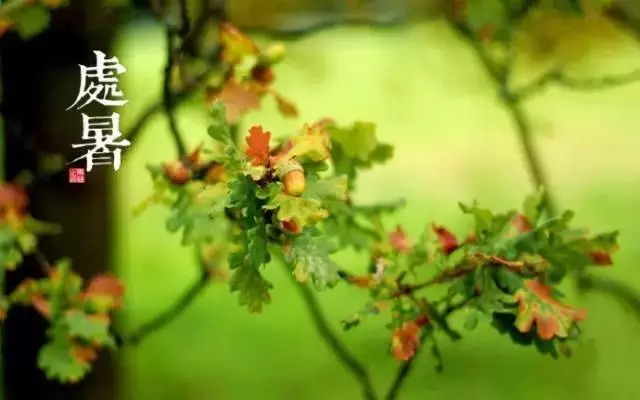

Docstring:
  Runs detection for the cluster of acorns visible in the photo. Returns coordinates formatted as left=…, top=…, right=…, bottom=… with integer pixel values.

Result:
left=161, top=138, right=309, bottom=235
left=162, top=147, right=226, bottom=186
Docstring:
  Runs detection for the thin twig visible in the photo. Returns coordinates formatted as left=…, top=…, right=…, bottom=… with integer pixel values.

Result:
left=119, top=271, right=209, bottom=346
left=449, top=16, right=640, bottom=332
left=607, top=3, right=640, bottom=41
left=289, top=266, right=378, bottom=400
left=124, top=58, right=218, bottom=150
left=554, top=68, right=640, bottom=90
left=163, top=29, right=187, bottom=157
left=177, top=0, right=190, bottom=38
left=577, top=274, right=640, bottom=319
left=391, top=253, right=541, bottom=299
left=514, top=68, right=640, bottom=98
left=449, top=20, right=557, bottom=216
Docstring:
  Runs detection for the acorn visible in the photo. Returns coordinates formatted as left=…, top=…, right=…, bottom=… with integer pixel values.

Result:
left=163, top=161, right=192, bottom=185
left=280, top=160, right=305, bottom=197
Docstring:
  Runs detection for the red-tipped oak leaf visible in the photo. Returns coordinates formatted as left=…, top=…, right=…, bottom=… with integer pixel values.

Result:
left=391, top=320, right=422, bottom=361
left=389, top=226, right=412, bottom=253
left=432, top=224, right=459, bottom=255
left=512, top=213, right=532, bottom=233
left=0, top=183, right=28, bottom=218
left=163, top=161, right=192, bottom=185
left=71, top=342, right=98, bottom=365
left=32, top=294, right=52, bottom=318
left=514, top=279, right=586, bottom=340
left=219, top=22, right=258, bottom=64
left=85, top=274, right=125, bottom=309
left=588, top=251, right=613, bottom=266
left=186, top=144, right=204, bottom=167
left=270, top=123, right=331, bottom=168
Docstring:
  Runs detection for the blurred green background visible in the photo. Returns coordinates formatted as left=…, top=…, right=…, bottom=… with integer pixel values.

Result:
left=115, top=16, right=640, bottom=400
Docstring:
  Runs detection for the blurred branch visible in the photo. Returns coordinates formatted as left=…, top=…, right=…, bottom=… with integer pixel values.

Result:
left=449, top=20, right=557, bottom=216
left=514, top=68, right=640, bottom=98
left=287, top=263, right=378, bottom=400
left=124, top=56, right=218, bottom=151
left=607, top=3, right=640, bottom=41
left=449, top=16, right=640, bottom=329
left=125, top=0, right=228, bottom=157
left=162, top=29, right=187, bottom=157
left=241, top=18, right=404, bottom=41
left=119, top=270, right=209, bottom=346
left=577, top=274, right=640, bottom=319
left=177, top=0, right=190, bottom=37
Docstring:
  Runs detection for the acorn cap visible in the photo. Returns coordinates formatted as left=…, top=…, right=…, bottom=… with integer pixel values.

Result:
left=277, top=159, right=303, bottom=178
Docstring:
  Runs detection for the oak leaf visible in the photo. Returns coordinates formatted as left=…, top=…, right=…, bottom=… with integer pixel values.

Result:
left=514, top=279, right=586, bottom=340
left=209, top=80, right=261, bottom=124
left=432, top=223, right=459, bottom=255
left=389, top=225, right=412, bottom=253
left=219, top=22, right=258, bottom=64
left=391, top=321, right=422, bottom=361
left=274, top=93, right=298, bottom=118
left=85, top=274, right=125, bottom=310
left=244, top=126, right=271, bottom=166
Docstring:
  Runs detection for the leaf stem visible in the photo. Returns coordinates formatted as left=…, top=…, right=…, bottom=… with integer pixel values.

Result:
left=607, top=3, right=640, bottom=42
left=289, top=266, right=378, bottom=400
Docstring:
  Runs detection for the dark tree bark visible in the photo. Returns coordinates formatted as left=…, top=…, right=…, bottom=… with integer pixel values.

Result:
left=0, top=2, right=121, bottom=400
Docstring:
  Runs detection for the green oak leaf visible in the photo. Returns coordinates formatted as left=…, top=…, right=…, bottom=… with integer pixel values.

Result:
left=264, top=194, right=328, bottom=230
left=208, top=102, right=233, bottom=145
left=305, top=175, right=348, bottom=201
left=64, top=311, right=115, bottom=347
left=229, top=263, right=272, bottom=313
left=38, top=330, right=90, bottom=383
left=328, top=121, right=393, bottom=188
left=284, top=231, right=340, bottom=290
left=330, top=121, right=377, bottom=161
